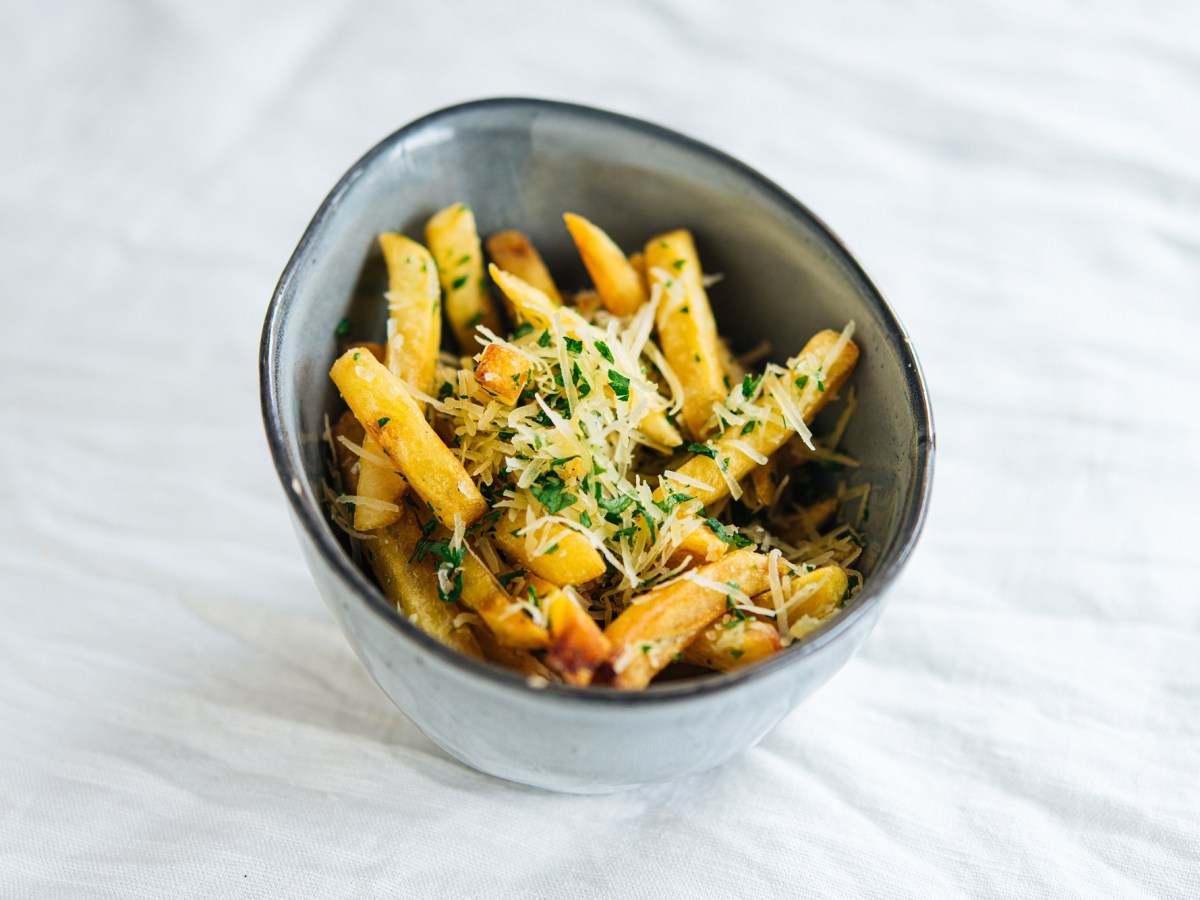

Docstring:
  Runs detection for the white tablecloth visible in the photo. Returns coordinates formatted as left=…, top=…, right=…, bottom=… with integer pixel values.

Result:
left=3, top=2, right=1197, bottom=896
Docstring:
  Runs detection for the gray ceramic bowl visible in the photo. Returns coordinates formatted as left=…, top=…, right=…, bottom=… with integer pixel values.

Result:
left=260, top=98, right=934, bottom=793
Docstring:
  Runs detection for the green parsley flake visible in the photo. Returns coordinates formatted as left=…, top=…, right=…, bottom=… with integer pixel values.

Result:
left=334, top=317, right=351, bottom=338
left=377, top=417, right=390, bottom=427
left=451, top=275, right=469, bottom=291
left=607, top=370, right=631, bottom=401
left=687, top=442, right=717, bottom=460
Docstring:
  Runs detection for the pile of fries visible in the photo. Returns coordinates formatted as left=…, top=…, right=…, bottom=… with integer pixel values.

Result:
left=326, top=203, right=868, bottom=689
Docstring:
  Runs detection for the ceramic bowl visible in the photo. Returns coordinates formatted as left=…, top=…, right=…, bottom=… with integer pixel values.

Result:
left=260, top=98, right=934, bottom=792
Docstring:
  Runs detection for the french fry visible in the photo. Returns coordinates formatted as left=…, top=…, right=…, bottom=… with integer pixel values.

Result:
left=572, top=289, right=604, bottom=319
left=473, top=625, right=557, bottom=681
left=473, top=342, right=531, bottom=405
left=526, top=576, right=611, bottom=686
left=330, top=411, right=364, bottom=488
left=457, top=541, right=549, bottom=649
left=783, top=564, right=849, bottom=625
left=426, top=202, right=502, bottom=350
left=491, top=509, right=607, bottom=586
left=379, top=233, right=443, bottom=392
left=780, top=496, right=839, bottom=544
left=682, top=616, right=782, bottom=671
left=666, top=519, right=730, bottom=567
left=563, top=213, right=647, bottom=316
left=329, top=349, right=486, bottom=529
left=365, top=509, right=484, bottom=658
left=604, top=550, right=774, bottom=689
left=660, top=329, right=859, bottom=509
left=750, top=457, right=781, bottom=510
left=354, top=234, right=443, bottom=531
left=485, top=229, right=563, bottom=304
left=644, top=229, right=727, bottom=439
left=489, top=264, right=682, bottom=448
left=628, top=251, right=647, bottom=290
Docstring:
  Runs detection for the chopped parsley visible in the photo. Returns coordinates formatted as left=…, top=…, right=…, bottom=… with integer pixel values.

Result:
left=530, top=472, right=577, bottom=515
left=512, top=322, right=535, bottom=339
left=451, top=275, right=469, bottom=291
left=538, top=329, right=552, bottom=348
left=595, top=341, right=614, bottom=362
left=687, top=442, right=717, bottom=459
left=607, top=370, right=631, bottom=401
left=704, top=517, right=754, bottom=549
left=334, top=317, right=351, bottom=338
left=377, top=417, right=390, bottom=427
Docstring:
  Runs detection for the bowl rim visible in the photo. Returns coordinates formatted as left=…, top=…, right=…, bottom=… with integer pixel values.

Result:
left=260, top=96, right=935, bottom=705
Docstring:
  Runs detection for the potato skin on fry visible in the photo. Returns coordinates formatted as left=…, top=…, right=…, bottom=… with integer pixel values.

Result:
left=485, top=230, right=563, bottom=305
left=474, top=342, right=530, bottom=405
left=329, top=349, right=486, bottom=529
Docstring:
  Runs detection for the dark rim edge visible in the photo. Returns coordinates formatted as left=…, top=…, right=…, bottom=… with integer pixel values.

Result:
left=259, top=97, right=936, bottom=706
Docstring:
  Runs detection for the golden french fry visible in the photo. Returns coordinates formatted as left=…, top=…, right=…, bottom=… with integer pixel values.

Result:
left=425, top=202, right=503, bottom=350
left=750, top=457, right=780, bottom=510
left=337, top=340, right=385, bottom=363
left=491, top=509, right=607, bottom=586
left=379, top=233, right=442, bottom=392
left=784, top=565, right=849, bottom=625
left=563, top=213, right=647, bottom=315
left=683, top=616, right=781, bottom=671
left=364, top=509, right=484, bottom=658
left=524, top=576, right=611, bottom=686
left=330, top=349, right=486, bottom=529
left=661, top=329, right=859, bottom=509
left=474, top=342, right=531, bottom=405
left=667, top=523, right=730, bottom=568
left=352, top=236, right=444, bottom=530
left=352, top=438, right=408, bottom=531
left=644, top=229, right=727, bottom=439
left=628, top=251, right=646, bottom=290
left=604, top=550, right=773, bottom=689
left=489, top=265, right=681, bottom=448
left=457, top=541, right=549, bottom=649
left=485, top=229, right=563, bottom=304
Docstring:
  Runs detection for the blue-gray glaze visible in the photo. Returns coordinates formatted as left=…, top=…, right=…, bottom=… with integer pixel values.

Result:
left=261, top=98, right=934, bottom=793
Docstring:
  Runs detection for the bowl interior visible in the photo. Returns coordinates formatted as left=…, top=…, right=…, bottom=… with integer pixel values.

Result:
left=264, top=99, right=932, bottom=691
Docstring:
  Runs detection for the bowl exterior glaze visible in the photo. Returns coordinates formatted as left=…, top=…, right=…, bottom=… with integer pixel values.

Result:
left=262, top=98, right=933, bottom=792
